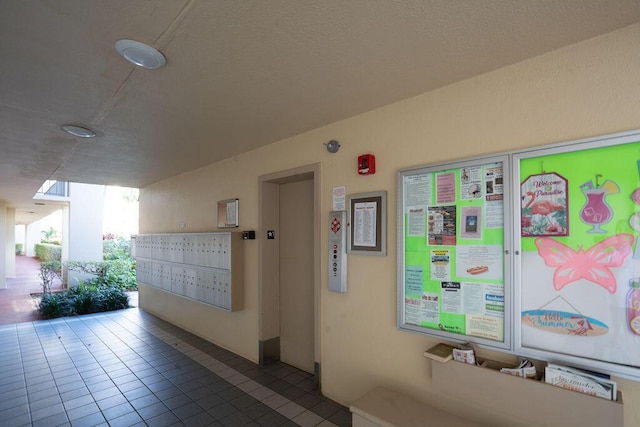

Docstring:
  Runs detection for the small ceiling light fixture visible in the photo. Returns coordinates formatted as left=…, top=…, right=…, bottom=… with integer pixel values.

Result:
left=324, top=140, right=341, bottom=153
left=61, top=125, right=96, bottom=138
left=115, top=39, right=166, bottom=69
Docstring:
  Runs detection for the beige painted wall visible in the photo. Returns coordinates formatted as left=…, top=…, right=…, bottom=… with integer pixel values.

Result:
left=139, top=24, right=640, bottom=426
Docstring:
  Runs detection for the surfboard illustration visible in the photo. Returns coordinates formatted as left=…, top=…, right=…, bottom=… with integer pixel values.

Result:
left=521, top=309, right=608, bottom=336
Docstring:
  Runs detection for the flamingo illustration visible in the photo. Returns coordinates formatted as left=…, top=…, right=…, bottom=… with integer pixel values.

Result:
left=523, top=191, right=564, bottom=230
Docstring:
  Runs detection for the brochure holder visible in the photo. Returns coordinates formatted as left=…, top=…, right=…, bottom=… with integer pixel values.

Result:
left=430, top=359, right=623, bottom=427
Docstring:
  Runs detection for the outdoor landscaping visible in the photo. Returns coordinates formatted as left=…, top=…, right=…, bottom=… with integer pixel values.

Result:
left=35, top=235, right=136, bottom=319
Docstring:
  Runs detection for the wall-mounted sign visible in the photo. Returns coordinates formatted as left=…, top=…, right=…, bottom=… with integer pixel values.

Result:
left=217, top=198, right=239, bottom=228
left=521, top=172, right=568, bottom=237
left=347, top=191, right=387, bottom=256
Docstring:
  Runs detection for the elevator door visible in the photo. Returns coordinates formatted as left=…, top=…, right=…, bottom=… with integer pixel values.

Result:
left=279, top=178, right=314, bottom=373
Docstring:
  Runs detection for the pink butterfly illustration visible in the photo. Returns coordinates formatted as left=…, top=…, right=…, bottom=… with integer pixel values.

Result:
left=535, top=233, right=635, bottom=294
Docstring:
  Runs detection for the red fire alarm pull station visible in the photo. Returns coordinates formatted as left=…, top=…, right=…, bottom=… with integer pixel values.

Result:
left=358, top=154, right=376, bottom=175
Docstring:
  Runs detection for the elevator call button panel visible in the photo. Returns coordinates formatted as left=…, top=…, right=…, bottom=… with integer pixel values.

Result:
left=328, top=211, right=347, bottom=293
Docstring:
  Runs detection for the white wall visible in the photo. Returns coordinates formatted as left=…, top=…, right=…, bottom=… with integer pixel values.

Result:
left=5, top=208, right=15, bottom=278
left=68, top=183, right=105, bottom=261
left=139, top=25, right=640, bottom=427
left=67, top=183, right=105, bottom=285
left=25, top=210, right=63, bottom=257
left=15, top=224, right=25, bottom=247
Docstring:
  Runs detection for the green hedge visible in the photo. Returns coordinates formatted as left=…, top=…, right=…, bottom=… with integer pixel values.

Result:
left=66, top=260, right=137, bottom=291
left=34, top=243, right=61, bottom=262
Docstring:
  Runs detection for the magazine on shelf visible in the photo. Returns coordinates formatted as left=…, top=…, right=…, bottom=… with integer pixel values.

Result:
left=547, top=363, right=617, bottom=397
left=544, top=363, right=617, bottom=400
left=423, top=343, right=455, bottom=362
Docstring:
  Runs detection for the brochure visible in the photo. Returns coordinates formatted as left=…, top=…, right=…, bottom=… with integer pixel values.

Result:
left=500, top=359, right=537, bottom=378
left=452, top=343, right=477, bottom=365
left=545, top=363, right=616, bottom=400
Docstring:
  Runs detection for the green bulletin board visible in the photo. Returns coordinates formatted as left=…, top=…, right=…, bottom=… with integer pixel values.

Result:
left=398, top=130, right=640, bottom=378
left=398, top=155, right=511, bottom=350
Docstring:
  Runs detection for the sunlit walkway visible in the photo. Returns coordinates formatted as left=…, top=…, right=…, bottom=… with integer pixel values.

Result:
left=0, top=256, right=63, bottom=325
left=0, top=256, right=138, bottom=326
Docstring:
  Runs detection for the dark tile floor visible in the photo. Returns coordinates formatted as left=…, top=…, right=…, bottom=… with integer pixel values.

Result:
left=0, top=308, right=352, bottom=427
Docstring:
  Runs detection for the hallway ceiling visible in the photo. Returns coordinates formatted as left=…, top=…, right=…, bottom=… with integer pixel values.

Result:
left=2, top=1, right=640, bottom=224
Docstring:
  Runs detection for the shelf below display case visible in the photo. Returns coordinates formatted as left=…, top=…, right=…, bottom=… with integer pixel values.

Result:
left=430, top=358, right=622, bottom=427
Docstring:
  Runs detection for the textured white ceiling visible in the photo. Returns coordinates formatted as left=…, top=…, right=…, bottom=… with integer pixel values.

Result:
left=1, top=0, right=639, bottom=224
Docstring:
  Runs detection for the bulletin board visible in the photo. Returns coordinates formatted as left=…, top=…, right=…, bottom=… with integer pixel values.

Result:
left=514, top=133, right=640, bottom=376
left=397, top=155, right=512, bottom=350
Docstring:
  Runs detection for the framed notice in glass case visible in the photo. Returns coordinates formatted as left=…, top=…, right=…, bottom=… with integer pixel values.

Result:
left=347, top=191, right=387, bottom=256
left=217, top=198, right=239, bottom=228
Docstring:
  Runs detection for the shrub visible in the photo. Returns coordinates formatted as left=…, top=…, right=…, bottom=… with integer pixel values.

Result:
left=102, top=260, right=137, bottom=291
left=15, top=243, right=23, bottom=255
left=103, top=237, right=132, bottom=261
left=38, top=292, right=70, bottom=319
left=39, top=260, right=61, bottom=294
left=68, top=285, right=99, bottom=315
left=103, top=236, right=136, bottom=290
left=37, top=285, right=130, bottom=319
left=35, top=243, right=61, bottom=262
left=66, top=260, right=108, bottom=276
left=66, top=259, right=137, bottom=291
left=100, top=287, right=130, bottom=311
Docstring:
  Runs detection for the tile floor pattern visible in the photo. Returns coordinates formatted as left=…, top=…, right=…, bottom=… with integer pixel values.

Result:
left=0, top=308, right=351, bottom=427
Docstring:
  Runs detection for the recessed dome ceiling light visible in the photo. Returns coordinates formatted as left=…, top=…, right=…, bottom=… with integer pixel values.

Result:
left=115, top=39, right=166, bottom=69
left=61, top=125, right=96, bottom=138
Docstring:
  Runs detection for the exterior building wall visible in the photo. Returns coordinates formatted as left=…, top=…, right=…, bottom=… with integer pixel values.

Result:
left=24, top=210, right=63, bottom=257
left=67, top=183, right=105, bottom=285
left=5, top=208, right=15, bottom=278
left=12, top=184, right=105, bottom=286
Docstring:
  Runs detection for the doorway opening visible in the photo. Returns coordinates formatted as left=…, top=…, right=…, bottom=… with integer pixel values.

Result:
left=259, top=164, right=321, bottom=385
